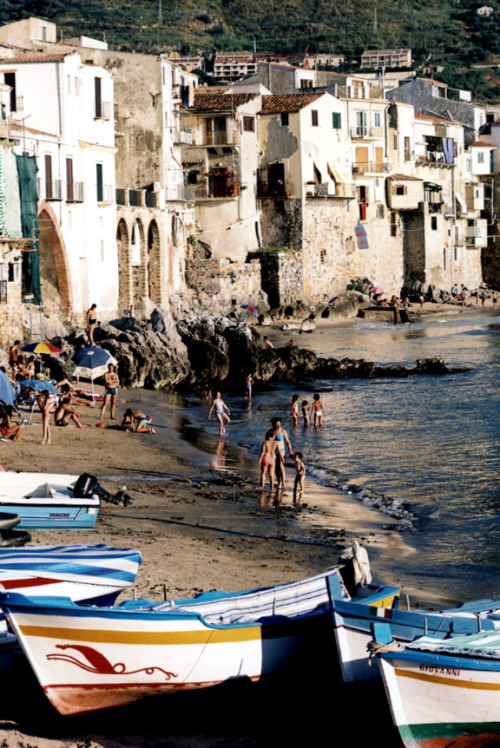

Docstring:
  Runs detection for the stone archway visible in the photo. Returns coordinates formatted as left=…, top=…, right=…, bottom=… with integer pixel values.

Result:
left=147, top=220, right=162, bottom=305
left=38, top=201, right=72, bottom=314
left=116, top=218, right=131, bottom=312
left=131, top=218, right=146, bottom=304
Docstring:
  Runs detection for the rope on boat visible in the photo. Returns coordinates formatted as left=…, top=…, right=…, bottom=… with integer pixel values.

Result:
left=367, top=638, right=405, bottom=666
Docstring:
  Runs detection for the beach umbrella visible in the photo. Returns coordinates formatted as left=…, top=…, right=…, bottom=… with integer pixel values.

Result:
left=22, top=341, right=62, bottom=354
left=0, top=372, right=15, bottom=406
left=370, top=286, right=387, bottom=296
left=241, top=305, right=259, bottom=317
left=72, top=347, right=117, bottom=399
left=18, top=379, right=59, bottom=395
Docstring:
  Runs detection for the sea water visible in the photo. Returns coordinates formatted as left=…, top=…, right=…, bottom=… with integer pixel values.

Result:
left=129, top=308, right=500, bottom=605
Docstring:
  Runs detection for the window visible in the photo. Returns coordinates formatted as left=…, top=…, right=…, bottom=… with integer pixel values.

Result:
left=390, top=212, right=397, bottom=237
left=300, top=79, right=313, bottom=89
left=45, top=154, right=53, bottom=199
left=431, top=216, right=438, bottom=230
left=243, top=116, right=255, bottom=132
left=66, top=157, right=74, bottom=201
left=443, top=247, right=446, bottom=271
left=404, top=136, right=411, bottom=162
left=42, top=25, right=47, bottom=41
left=4, top=72, right=16, bottom=113
left=374, top=111, right=381, bottom=128
left=96, top=163, right=103, bottom=202
left=478, top=152, right=485, bottom=164
left=395, top=185, right=407, bottom=196
left=332, top=112, right=341, bottom=129
left=311, top=109, right=319, bottom=127
left=95, top=77, right=102, bottom=118
left=281, top=112, right=289, bottom=127
left=355, top=111, right=367, bottom=136
left=393, top=134, right=398, bottom=150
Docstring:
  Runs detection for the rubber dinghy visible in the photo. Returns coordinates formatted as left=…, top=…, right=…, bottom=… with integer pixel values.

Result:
left=0, top=567, right=399, bottom=715
left=373, top=623, right=500, bottom=747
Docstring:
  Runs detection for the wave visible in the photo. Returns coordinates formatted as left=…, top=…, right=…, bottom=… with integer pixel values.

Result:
left=305, top=462, right=418, bottom=533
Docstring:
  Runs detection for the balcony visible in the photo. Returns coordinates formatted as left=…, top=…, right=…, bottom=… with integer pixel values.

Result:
left=45, top=180, right=62, bottom=201
left=350, top=126, right=383, bottom=140
left=352, top=161, right=391, bottom=175
left=128, top=189, right=143, bottom=207
left=174, top=129, right=193, bottom=145
left=66, top=182, right=84, bottom=202
left=95, top=101, right=112, bottom=121
left=164, top=184, right=185, bottom=201
left=185, top=182, right=240, bottom=200
left=194, top=130, right=238, bottom=146
left=97, top=184, right=114, bottom=204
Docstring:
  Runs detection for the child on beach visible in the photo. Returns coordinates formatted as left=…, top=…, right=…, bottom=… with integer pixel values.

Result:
left=258, top=436, right=276, bottom=490
left=208, top=392, right=231, bottom=436
left=245, top=373, right=254, bottom=403
left=293, top=452, right=305, bottom=504
left=311, top=393, right=325, bottom=427
left=291, top=394, right=299, bottom=427
left=301, top=400, right=310, bottom=427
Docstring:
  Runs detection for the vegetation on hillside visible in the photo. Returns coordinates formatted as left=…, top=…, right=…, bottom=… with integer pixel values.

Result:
left=1, top=0, right=500, bottom=99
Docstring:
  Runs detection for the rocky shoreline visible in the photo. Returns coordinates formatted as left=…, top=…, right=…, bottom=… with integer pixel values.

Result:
left=44, top=304, right=466, bottom=391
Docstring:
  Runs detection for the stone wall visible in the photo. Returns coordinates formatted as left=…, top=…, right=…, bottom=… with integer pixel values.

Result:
left=186, top=250, right=263, bottom=313
left=0, top=242, right=24, bottom=348
left=260, top=251, right=304, bottom=307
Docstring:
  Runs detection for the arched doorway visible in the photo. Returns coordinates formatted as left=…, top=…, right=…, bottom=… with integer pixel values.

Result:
left=131, top=218, right=145, bottom=305
left=147, top=220, right=161, bottom=305
left=116, top=218, right=131, bottom=312
left=38, top=202, right=72, bottom=314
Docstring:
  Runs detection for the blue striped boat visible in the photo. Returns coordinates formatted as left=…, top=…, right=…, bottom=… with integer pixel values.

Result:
left=0, top=568, right=398, bottom=715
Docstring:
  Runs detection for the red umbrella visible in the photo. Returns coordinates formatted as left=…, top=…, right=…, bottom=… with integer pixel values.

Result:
left=370, top=286, right=387, bottom=296
left=22, top=341, right=62, bottom=354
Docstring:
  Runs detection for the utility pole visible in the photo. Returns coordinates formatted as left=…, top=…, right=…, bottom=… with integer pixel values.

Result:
left=373, top=0, right=378, bottom=32
left=159, top=0, right=163, bottom=27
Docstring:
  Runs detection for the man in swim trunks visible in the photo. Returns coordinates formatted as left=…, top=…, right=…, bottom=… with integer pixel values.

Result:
left=259, top=436, right=277, bottom=489
left=86, top=304, right=97, bottom=345
left=311, top=393, right=326, bottom=427
left=100, top=363, right=119, bottom=420
left=54, top=398, right=85, bottom=428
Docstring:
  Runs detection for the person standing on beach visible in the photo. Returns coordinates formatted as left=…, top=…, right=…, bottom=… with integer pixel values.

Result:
left=245, top=373, right=255, bottom=403
left=311, top=393, right=326, bottom=428
left=37, top=389, right=53, bottom=445
left=258, top=435, right=276, bottom=490
left=86, top=304, right=97, bottom=346
left=8, top=340, right=20, bottom=376
left=100, top=363, right=119, bottom=420
left=293, top=451, right=306, bottom=504
left=266, top=417, right=293, bottom=489
left=291, top=394, right=299, bottom=428
left=208, top=392, right=231, bottom=436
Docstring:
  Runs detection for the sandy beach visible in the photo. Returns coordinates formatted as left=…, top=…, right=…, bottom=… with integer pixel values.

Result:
left=0, top=377, right=416, bottom=747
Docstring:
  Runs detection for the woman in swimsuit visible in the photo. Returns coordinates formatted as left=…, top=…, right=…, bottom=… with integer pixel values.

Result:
left=208, top=392, right=231, bottom=436
left=312, top=393, right=326, bottom=428
left=266, top=417, right=293, bottom=489
left=259, top=436, right=276, bottom=489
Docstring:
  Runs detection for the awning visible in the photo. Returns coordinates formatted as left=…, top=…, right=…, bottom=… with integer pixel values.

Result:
left=328, top=161, right=348, bottom=184
left=424, top=182, right=443, bottom=191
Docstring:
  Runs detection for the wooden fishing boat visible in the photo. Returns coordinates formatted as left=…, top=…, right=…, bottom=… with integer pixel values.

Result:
left=374, top=623, right=500, bottom=747
left=0, top=543, right=142, bottom=605
left=329, top=572, right=500, bottom=683
left=0, top=569, right=399, bottom=715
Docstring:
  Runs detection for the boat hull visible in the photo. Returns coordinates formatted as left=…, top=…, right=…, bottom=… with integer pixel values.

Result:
left=1, top=573, right=399, bottom=715
left=379, top=648, right=500, bottom=747
left=0, top=472, right=99, bottom=529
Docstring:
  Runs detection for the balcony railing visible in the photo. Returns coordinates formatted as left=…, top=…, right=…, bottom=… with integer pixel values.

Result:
left=196, top=130, right=238, bottom=146
left=350, top=126, right=383, bottom=140
left=66, top=182, right=84, bottom=202
left=174, top=129, right=193, bottom=145
left=185, top=182, right=240, bottom=200
left=95, top=101, right=112, bottom=121
left=129, top=189, right=143, bottom=207
left=116, top=188, right=127, bottom=206
left=165, top=185, right=185, bottom=201
left=45, top=180, right=62, bottom=201
left=352, top=161, right=391, bottom=175
left=97, top=184, right=114, bottom=203
left=145, top=191, right=157, bottom=208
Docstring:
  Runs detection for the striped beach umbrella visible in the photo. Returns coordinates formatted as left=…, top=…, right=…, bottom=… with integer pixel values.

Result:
left=22, top=341, right=62, bottom=354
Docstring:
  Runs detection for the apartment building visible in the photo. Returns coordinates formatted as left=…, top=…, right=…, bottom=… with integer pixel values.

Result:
left=360, top=49, right=412, bottom=69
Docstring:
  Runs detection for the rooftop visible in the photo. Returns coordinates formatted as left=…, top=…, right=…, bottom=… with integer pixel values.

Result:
left=260, top=93, right=324, bottom=114
left=188, top=91, right=258, bottom=112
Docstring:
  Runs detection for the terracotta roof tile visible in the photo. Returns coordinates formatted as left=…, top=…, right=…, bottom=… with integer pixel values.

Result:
left=468, top=140, right=495, bottom=147
left=188, top=91, right=258, bottom=111
left=260, top=93, right=324, bottom=114
left=0, top=53, right=70, bottom=64
left=388, top=173, right=423, bottom=181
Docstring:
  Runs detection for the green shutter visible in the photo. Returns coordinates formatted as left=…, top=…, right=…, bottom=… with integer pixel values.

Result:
left=332, top=112, right=341, bottom=129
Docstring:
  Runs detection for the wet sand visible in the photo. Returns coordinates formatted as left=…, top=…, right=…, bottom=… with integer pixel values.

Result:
left=0, top=386, right=415, bottom=747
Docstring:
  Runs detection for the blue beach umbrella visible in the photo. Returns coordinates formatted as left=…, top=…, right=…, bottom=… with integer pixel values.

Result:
left=0, top=371, right=15, bottom=406
left=19, top=379, right=59, bottom=395
left=72, top=347, right=117, bottom=399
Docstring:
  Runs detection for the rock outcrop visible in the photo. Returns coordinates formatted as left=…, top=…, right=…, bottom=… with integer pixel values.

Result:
left=44, top=310, right=465, bottom=390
